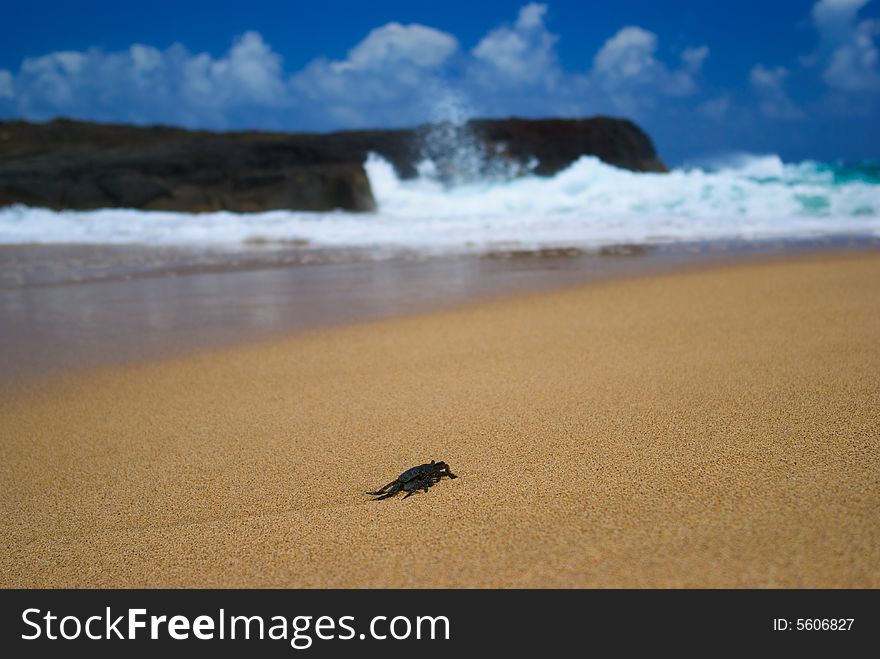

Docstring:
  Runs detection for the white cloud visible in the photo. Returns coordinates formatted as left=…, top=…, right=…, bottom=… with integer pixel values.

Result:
left=823, top=18, right=880, bottom=91
left=0, top=5, right=712, bottom=130
left=22, top=51, right=86, bottom=76
left=2, top=32, right=290, bottom=127
left=331, top=22, right=458, bottom=73
left=812, top=0, right=871, bottom=39
left=698, top=94, right=731, bottom=120
left=471, top=3, right=560, bottom=86
left=182, top=31, right=286, bottom=105
left=17, top=51, right=87, bottom=108
left=593, top=27, right=658, bottom=80
left=750, top=64, right=802, bottom=118
left=289, top=4, right=567, bottom=125
left=0, top=70, right=13, bottom=99
left=588, top=26, right=708, bottom=114
left=516, top=2, right=548, bottom=30
left=592, top=27, right=706, bottom=93
left=681, top=46, right=710, bottom=73
left=750, top=63, right=787, bottom=87
left=290, top=58, right=445, bottom=128
left=811, top=0, right=880, bottom=93
left=289, top=24, right=459, bottom=129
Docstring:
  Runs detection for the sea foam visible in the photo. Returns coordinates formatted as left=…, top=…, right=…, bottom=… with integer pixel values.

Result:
left=0, top=153, right=878, bottom=253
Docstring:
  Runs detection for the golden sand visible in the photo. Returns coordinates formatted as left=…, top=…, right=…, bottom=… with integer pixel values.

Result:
left=1, top=252, right=878, bottom=587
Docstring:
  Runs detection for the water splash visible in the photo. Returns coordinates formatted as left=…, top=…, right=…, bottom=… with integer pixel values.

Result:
left=417, top=91, right=531, bottom=184
left=1, top=154, right=877, bottom=251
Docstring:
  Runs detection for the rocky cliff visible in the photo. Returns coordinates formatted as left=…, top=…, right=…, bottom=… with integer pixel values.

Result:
left=0, top=116, right=666, bottom=213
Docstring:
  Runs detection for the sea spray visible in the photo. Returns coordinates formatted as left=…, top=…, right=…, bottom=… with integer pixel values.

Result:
left=416, top=91, right=531, bottom=184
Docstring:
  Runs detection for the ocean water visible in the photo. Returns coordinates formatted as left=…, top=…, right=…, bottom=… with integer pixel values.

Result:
left=2, top=151, right=879, bottom=377
left=0, top=153, right=878, bottom=255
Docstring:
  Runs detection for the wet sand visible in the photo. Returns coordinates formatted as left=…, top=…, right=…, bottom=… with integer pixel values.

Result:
left=2, top=236, right=875, bottom=381
left=1, top=251, right=879, bottom=587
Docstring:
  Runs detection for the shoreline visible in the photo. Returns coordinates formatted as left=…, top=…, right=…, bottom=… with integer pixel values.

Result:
left=3, top=233, right=878, bottom=290
left=2, top=250, right=878, bottom=587
left=2, top=235, right=878, bottom=384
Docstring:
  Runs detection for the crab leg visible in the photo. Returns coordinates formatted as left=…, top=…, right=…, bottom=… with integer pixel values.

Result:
left=372, top=483, right=402, bottom=500
left=366, top=481, right=397, bottom=495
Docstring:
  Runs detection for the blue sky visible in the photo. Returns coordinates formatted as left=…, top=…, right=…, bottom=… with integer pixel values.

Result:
left=2, top=0, right=879, bottom=164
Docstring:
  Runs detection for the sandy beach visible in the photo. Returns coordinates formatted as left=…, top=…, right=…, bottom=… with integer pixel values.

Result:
left=1, top=250, right=878, bottom=588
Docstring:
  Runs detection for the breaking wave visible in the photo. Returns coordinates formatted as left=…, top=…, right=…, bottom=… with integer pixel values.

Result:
left=0, top=153, right=878, bottom=252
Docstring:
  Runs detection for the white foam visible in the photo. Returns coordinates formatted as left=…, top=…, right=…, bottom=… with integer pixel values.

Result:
left=0, top=153, right=877, bottom=252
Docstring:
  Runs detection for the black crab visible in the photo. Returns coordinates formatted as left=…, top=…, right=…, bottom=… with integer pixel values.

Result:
left=367, top=460, right=458, bottom=500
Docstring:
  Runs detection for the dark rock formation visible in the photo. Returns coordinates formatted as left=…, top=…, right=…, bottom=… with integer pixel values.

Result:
left=0, top=116, right=666, bottom=213
left=0, top=121, right=377, bottom=213
left=469, top=117, right=668, bottom=176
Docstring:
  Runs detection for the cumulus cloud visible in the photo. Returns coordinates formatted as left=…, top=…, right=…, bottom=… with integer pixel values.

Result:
left=183, top=32, right=286, bottom=105
left=588, top=26, right=708, bottom=114
left=331, top=23, right=458, bottom=73
left=813, top=0, right=871, bottom=40
left=0, top=4, right=711, bottom=130
left=681, top=46, right=710, bottom=74
left=0, top=70, right=12, bottom=99
left=593, top=27, right=656, bottom=79
left=811, top=0, right=880, bottom=93
left=698, top=94, right=731, bottom=120
left=750, top=64, right=802, bottom=118
left=290, top=23, right=459, bottom=128
left=0, top=19, right=462, bottom=130
left=591, top=27, right=707, bottom=93
left=470, top=3, right=560, bottom=86
left=2, top=32, right=289, bottom=127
